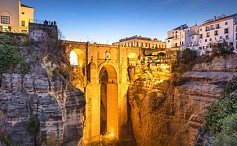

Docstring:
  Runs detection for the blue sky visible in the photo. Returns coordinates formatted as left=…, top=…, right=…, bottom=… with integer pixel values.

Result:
left=21, top=0, right=237, bottom=44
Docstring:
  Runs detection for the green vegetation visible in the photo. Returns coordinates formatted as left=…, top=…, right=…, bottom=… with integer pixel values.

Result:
left=211, top=42, right=234, bottom=57
left=211, top=113, right=237, bottom=146
left=204, top=78, right=237, bottom=134
left=0, top=34, right=23, bottom=73
left=27, top=115, right=40, bottom=146
left=0, top=132, right=20, bottom=146
left=203, top=78, right=237, bottom=145
left=172, top=48, right=197, bottom=73
left=172, top=42, right=234, bottom=73
left=182, top=48, right=197, bottom=64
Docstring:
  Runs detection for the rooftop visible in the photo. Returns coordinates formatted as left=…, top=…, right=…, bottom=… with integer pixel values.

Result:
left=202, top=13, right=237, bottom=25
left=120, top=35, right=153, bottom=42
left=21, top=4, right=34, bottom=9
left=173, top=24, right=188, bottom=30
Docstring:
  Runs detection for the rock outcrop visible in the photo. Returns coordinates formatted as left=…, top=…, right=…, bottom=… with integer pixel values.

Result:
left=0, top=24, right=85, bottom=146
left=128, top=55, right=237, bottom=146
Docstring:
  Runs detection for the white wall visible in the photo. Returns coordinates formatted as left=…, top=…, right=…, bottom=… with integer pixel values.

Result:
left=199, top=18, right=235, bottom=54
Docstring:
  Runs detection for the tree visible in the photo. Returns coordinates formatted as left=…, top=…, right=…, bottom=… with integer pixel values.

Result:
left=211, top=42, right=234, bottom=57
left=0, top=34, right=22, bottom=73
left=182, top=48, right=197, bottom=64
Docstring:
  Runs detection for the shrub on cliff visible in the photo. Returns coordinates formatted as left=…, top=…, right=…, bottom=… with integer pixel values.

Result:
left=0, top=34, right=22, bottom=73
left=182, top=48, right=197, bottom=64
left=171, top=48, right=197, bottom=73
left=211, top=113, right=237, bottom=146
left=204, top=78, right=237, bottom=135
left=211, top=42, right=234, bottom=57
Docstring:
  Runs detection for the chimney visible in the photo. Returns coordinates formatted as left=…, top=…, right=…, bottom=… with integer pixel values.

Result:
left=214, top=16, right=217, bottom=21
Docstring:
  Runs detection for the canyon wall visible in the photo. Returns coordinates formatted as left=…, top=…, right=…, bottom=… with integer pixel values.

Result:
left=128, top=55, right=237, bottom=146
left=0, top=24, right=85, bottom=146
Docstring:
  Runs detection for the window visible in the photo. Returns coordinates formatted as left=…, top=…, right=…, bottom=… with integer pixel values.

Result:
left=22, top=12, right=25, bottom=15
left=211, top=25, right=214, bottom=30
left=225, top=21, right=228, bottom=25
left=200, top=40, right=202, bottom=43
left=200, top=28, right=202, bottom=31
left=236, top=33, right=237, bottom=40
left=206, top=26, right=210, bottom=31
left=216, top=24, right=220, bottom=29
left=192, top=36, right=194, bottom=39
left=210, top=38, right=212, bottom=41
left=226, top=35, right=229, bottom=40
left=200, top=34, right=203, bottom=39
left=205, top=39, right=207, bottom=42
left=206, top=32, right=210, bottom=37
left=236, top=26, right=237, bottom=32
left=224, top=28, right=229, bottom=34
left=1, top=16, right=10, bottom=24
left=214, top=30, right=218, bottom=36
left=21, top=21, right=25, bottom=27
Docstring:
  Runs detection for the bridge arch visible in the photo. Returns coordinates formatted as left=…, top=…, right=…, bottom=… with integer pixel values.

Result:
left=69, top=48, right=85, bottom=68
left=99, top=64, right=118, bottom=138
left=70, top=48, right=86, bottom=91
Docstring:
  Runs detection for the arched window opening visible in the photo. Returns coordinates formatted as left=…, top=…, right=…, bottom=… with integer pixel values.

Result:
left=70, top=50, right=78, bottom=66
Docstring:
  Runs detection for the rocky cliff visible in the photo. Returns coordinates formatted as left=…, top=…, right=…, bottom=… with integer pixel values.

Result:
left=128, top=55, right=237, bottom=146
left=0, top=25, right=85, bottom=146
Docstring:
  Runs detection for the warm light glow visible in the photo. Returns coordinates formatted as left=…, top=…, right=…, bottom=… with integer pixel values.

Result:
left=109, top=133, right=114, bottom=137
left=70, top=50, right=78, bottom=66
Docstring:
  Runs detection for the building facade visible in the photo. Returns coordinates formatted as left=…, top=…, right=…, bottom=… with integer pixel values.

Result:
left=166, top=24, right=199, bottom=51
left=113, top=35, right=166, bottom=49
left=166, top=13, right=237, bottom=55
left=199, top=14, right=237, bottom=54
left=0, top=0, right=34, bottom=33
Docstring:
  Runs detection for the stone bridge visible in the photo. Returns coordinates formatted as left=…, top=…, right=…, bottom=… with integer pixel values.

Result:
left=63, top=40, right=176, bottom=145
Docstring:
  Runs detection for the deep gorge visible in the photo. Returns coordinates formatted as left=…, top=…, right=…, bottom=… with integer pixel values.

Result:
left=0, top=25, right=237, bottom=146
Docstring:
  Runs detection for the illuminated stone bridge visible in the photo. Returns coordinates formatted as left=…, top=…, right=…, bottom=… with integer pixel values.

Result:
left=64, top=40, right=176, bottom=145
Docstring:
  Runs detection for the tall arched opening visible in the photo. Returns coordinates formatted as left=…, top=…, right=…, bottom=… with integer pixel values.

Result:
left=99, top=64, right=118, bottom=137
left=69, top=49, right=85, bottom=91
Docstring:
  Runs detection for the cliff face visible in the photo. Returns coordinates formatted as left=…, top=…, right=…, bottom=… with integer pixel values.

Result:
left=0, top=25, right=85, bottom=146
left=128, top=55, right=237, bottom=146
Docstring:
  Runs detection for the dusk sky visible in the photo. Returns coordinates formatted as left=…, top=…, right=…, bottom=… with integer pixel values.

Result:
left=21, top=0, right=237, bottom=44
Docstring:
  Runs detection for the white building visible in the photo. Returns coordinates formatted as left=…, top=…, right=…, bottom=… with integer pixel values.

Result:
left=0, top=0, right=34, bottom=33
left=166, top=13, right=237, bottom=55
left=235, top=23, right=237, bottom=53
left=166, top=24, right=199, bottom=51
left=199, top=14, right=237, bottom=55
left=166, top=24, right=188, bottom=49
